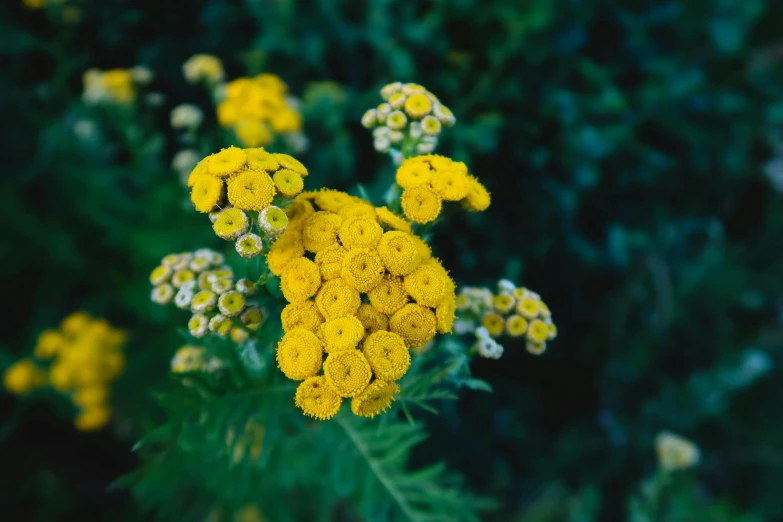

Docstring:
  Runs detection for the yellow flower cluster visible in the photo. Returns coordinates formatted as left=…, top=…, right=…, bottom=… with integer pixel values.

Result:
left=217, top=74, right=303, bottom=147
left=3, top=311, right=126, bottom=431
left=182, top=54, right=225, bottom=85
left=150, top=249, right=262, bottom=344
left=655, top=431, right=700, bottom=472
left=267, top=190, right=457, bottom=420
left=454, top=279, right=557, bottom=358
left=396, top=154, right=491, bottom=224
left=171, top=345, right=224, bottom=374
left=362, top=82, right=456, bottom=157
left=82, top=67, right=153, bottom=106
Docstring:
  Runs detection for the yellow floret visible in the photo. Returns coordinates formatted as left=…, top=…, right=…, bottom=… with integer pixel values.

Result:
left=401, top=185, right=442, bottom=224
left=322, top=316, right=365, bottom=353
left=74, top=406, right=112, bottom=431
left=435, top=295, right=456, bottom=334
left=367, top=275, right=409, bottom=315
left=218, top=291, right=246, bottom=317
left=339, top=202, right=377, bottom=222
left=505, top=315, right=529, bottom=337
left=314, top=190, right=356, bottom=213
left=375, top=206, right=412, bottom=233
left=527, top=319, right=549, bottom=343
left=315, top=279, right=361, bottom=320
left=338, top=218, right=383, bottom=250
left=245, top=147, right=279, bottom=171
left=266, top=228, right=305, bottom=276
left=404, top=264, right=446, bottom=307
left=191, top=175, right=225, bottom=213
left=206, top=146, right=247, bottom=177
left=389, top=304, right=437, bottom=348
left=482, top=313, right=505, bottom=337
left=213, top=208, right=249, bottom=240
left=303, top=211, right=343, bottom=253
left=323, top=350, right=372, bottom=398
left=286, top=198, right=316, bottom=229
left=430, top=169, right=469, bottom=201
left=235, top=120, right=272, bottom=148
left=273, top=169, right=304, bottom=198
left=281, top=300, right=324, bottom=333
left=409, top=234, right=432, bottom=261
left=356, top=303, right=389, bottom=337
left=396, top=161, right=433, bottom=189
left=464, top=175, right=491, bottom=211
left=273, top=153, right=308, bottom=176
left=35, top=330, right=66, bottom=359
left=3, top=359, right=45, bottom=395
left=280, top=257, right=322, bottom=303
left=493, top=294, right=515, bottom=314
left=227, top=169, right=276, bottom=211
left=351, top=380, right=399, bottom=418
left=362, top=331, right=410, bottom=381
left=340, top=248, right=386, bottom=292
left=404, top=93, right=432, bottom=118
left=295, top=376, right=342, bottom=420
left=276, top=328, right=324, bottom=381
left=187, top=160, right=209, bottom=187
left=517, top=298, right=540, bottom=319
left=314, top=245, right=347, bottom=281
left=376, top=231, right=421, bottom=276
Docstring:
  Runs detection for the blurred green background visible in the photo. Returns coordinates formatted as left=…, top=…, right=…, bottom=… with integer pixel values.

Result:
left=1, top=0, right=782, bottom=520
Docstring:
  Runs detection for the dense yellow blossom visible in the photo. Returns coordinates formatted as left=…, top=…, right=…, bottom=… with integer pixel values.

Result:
left=273, top=169, right=304, bottom=198
left=355, top=303, right=388, bottom=337
left=401, top=185, right=442, bottom=224
left=266, top=228, right=305, bottom=276
left=389, top=304, right=437, bottom=348
left=505, top=315, right=528, bottom=337
left=75, top=406, right=112, bottom=432
left=340, top=248, right=386, bottom=292
left=303, top=211, right=343, bottom=253
left=315, top=279, right=362, bottom=320
left=404, top=264, right=446, bottom=307
left=3, top=359, right=45, bottom=395
left=430, top=169, right=469, bottom=201
left=314, top=245, right=346, bottom=280
left=191, top=175, right=224, bottom=213
left=35, top=330, right=65, bottom=359
left=362, top=331, right=410, bottom=381
left=213, top=208, right=249, bottom=239
left=435, top=295, right=456, bottom=334
left=339, top=202, right=377, bottom=222
left=482, top=313, right=505, bottom=337
left=218, top=291, right=246, bottom=317
left=464, top=175, right=492, bottom=211
left=235, top=233, right=264, bottom=258
left=367, top=276, right=409, bottom=315
left=404, top=93, right=432, bottom=118
left=227, top=169, right=277, bottom=211
left=280, top=257, right=322, bottom=303
left=207, top=147, right=248, bottom=177
left=324, top=350, right=372, bottom=398
left=375, top=206, right=412, bottom=233
left=396, top=161, right=434, bottom=189
left=275, top=153, right=308, bottom=176
left=281, top=301, right=324, bottom=333
left=295, top=376, right=343, bottom=420
left=322, top=316, right=365, bottom=353
left=82, top=68, right=138, bottom=105
left=338, top=218, right=383, bottom=250
left=241, top=307, right=264, bottom=330
left=351, top=379, right=399, bottom=418
left=276, top=329, right=323, bottom=380
left=314, top=190, right=356, bottom=213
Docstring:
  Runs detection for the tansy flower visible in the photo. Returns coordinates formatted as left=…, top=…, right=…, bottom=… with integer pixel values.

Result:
left=150, top=265, right=172, bottom=286
left=35, top=330, right=65, bottom=359
left=206, top=147, right=247, bottom=177
left=241, top=307, right=264, bottom=330
left=404, top=93, right=432, bottom=118
left=191, top=291, right=217, bottom=313
left=314, top=245, right=346, bottom=281
left=463, top=175, right=491, bottom=212
left=295, top=376, right=343, bottom=420
left=537, top=300, right=552, bottom=318
left=396, top=161, right=434, bottom=189
left=281, top=300, right=324, bottom=333
left=361, top=109, right=378, bottom=128
left=273, top=169, right=304, bottom=198
left=170, top=104, right=203, bottom=131
left=546, top=322, right=557, bottom=340
left=351, top=379, right=399, bottom=418
left=386, top=110, right=407, bottom=130
left=340, top=248, right=385, bottom=292
left=286, top=199, right=315, bottom=228
left=235, top=233, right=264, bottom=258
left=339, top=218, right=383, bottom=250
left=362, top=331, right=411, bottom=381
left=420, top=115, right=442, bottom=137
left=404, top=264, right=446, bottom=307
left=74, top=406, right=111, bottom=432
left=338, top=202, right=377, bottom=222
left=190, top=175, right=224, bottom=213
left=151, top=284, right=175, bottom=304
left=455, top=294, right=470, bottom=311
left=478, top=338, right=503, bottom=359
left=376, top=231, right=421, bottom=276
left=189, top=257, right=211, bottom=273
left=517, top=298, right=540, bottom=319
left=265, top=228, right=305, bottom=275
left=527, top=319, right=549, bottom=344
left=175, top=286, right=196, bottom=309
left=526, top=341, right=546, bottom=355
left=433, top=103, right=456, bottom=126
left=3, top=360, right=45, bottom=395
left=376, top=103, right=392, bottom=121
left=183, top=54, right=224, bottom=84
left=380, top=82, right=402, bottom=100
left=315, top=279, right=361, bottom=320
left=493, top=294, right=515, bottom=314
left=207, top=269, right=234, bottom=284
left=211, top=278, right=233, bottom=295
left=505, top=315, right=528, bottom=337
left=73, top=385, right=109, bottom=408
left=481, top=313, right=505, bottom=337
left=274, top=153, right=308, bottom=176
left=161, top=254, right=181, bottom=267
left=280, top=258, right=322, bottom=302
left=235, top=120, right=272, bottom=148
left=402, top=82, right=426, bottom=95
left=213, top=208, right=249, bottom=240
left=323, top=350, right=372, bottom=398
left=388, top=92, right=406, bottom=109
left=303, top=211, right=343, bottom=253
left=375, top=207, right=412, bottom=233
left=401, top=185, right=442, bottom=224
left=209, top=314, right=232, bottom=337
left=430, top=169, right=469, bottom=201
left=435, top=296, right=456, bottom=334
left=314, top=190, right=356, bottom=213
left=246, top=148, right=279, bottom=172
left=188, top=314, right=209, bottom=338
left=227, top=170, right=276, bottom=211
left=171, top=346, right=206, bottom=373
left=276, top=328, right=323, bottom=380
left=231, top=328, right=250, bottom=344
left=322, top=316, right=365, bottom=353
left=235, top=278, right=258, bottom=297
left=218, top=291, right=246, bottom=317
left=259, top=206, right=289, bottom=236
left=389, top=304, right=437, bottom=348
left=355, top=303, right=389, bottom=337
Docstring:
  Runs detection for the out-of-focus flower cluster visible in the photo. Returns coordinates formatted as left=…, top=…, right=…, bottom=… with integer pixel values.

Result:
left=655, top=431, right=700, bottom=472
left=362, top=82, right=455, bottom=160
left=170, top=345, right=225, bottom=374
left=82, top=66, right=153, bottom=106
left=395, top=154, right=491, bottom=224
left=150, top=249, right=263, bottom=344
left=182, top=54, right=225, bottom=86
left=187, top=147, right=308, bottom=255
left=266, top=189, right=456, bottom=420
left=225, top=421, right=265, bottom=464
left=216, top=74, right=303, bottom=148
left=453, top=279, right=557, bottom=359
left=3, top=312, right=126, bottom=431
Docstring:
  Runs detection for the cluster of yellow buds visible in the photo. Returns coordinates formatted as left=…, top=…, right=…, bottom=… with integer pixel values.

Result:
left=454, top=279, right=557, bottom=358
left=182, top=54, right=225, bottom=86
left=216, top=74, right=303, bottom=148
left=265, top=189, right=456, bottom=420
left=395, top=154, right=491, bottom=224
left=150, top=249, right=263, bottom=344
left=170, top=345, right=225, bottom=374
left=187, top=147, right=308, bottom=257
left=3, top=311, right=127, bottom=431
left=82, top=66, right=153, bottom=106
left=362, top=82, right=456, bottom=160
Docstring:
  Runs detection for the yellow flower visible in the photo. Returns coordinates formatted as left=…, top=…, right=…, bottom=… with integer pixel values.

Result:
left=266, top=228, right=305, bottom=275
left=409, top=234, right=432, bottom=261
left=217, top=101, right=241, bottom=127
left=396, top=161, right=434, bottom=189
left=355, top=303, right=388, bottom=337
left=231, top=327, right=250, bottom=344
left=74, top=406, right=111, bottom=431
left=171, top=346, right=206, bottom=373
left=351, top=379, right=399, bottom=418
left=464, top=175, right=491, bottom=211
left=314, top=190, right=356, bottom=213
left=183, top=54, right=224, bottom=84
left=281, top=300, right=324, bottom=333
left=172, top=270, right=195, bottom=288
left=218, top=291, right=247, bottom=317
left=339, top=218, right=383, bottom=250
left=546, top=322, right=558, bottom=340
left=340, top=248, right=386, bottom=292
left=295, top=376, right=343, bottom=421
left=404, top=264, right=446, bottom=308
left=3, top=359, right=45, bottom=395
left=527, top=319, right=549, bottom=343
left=433, top=103, right=456, bottom=126
left=401, top=186, right=442, bottom=224
left=482, top=313, right=505, bottom=337
left=322, top=316, right=365, bottom=353
left=424, top=258, right=455, bottom=297
left=276, top=328, right=323, bottom=381
left=376, top=231, right=421, bottom=276
left=235, top=120, right=273, bottom=147
left=517, top=298, right=540, bottom=319
left=388, top=92, right=406, bottom=110
left=209, top=315, right=232, bottom=337
left=420, top=115, right=442, bottom=137
left=213, top=208, right=249, bottom=240
left=245, top=148, right=279, bottom=171
left=273, top=169, right=304, bottom=198
left=73, top=385, right=109, bottom=408
left=151, top=284, right=174, bottom=304
left=241, top=307, right=264, bottom=330
left=386, top=110, right=407, bottom=130
left=366, top=276, right=408, bottom=315
left=362, top=331, right=410, bottom=381
left=324, top=350, right=372, bottom=398
left=187, top=160, right=209, bottom=187
left=404, top=93, right=432, bottom=118
left=656, top=431, right=700, bottom=472
left=227, top=169, right=276, bottom=211
left=339, top=202, right=377, bottom=222
left=402, top=82, right=426, bottom=95
left=191, top=175, right=224, bottom=213
left=375, top=207, right=412, bottom=233
left=389, top=304, right=437, bottom=348
left=315, top=279, right=361, bottom=320
left=286, top=198, right=316, bottom=229
left=184, top=312, right=207, bottom=337
left=526, top=341, right=546, bottom=355
left=280, top=258, right=322, bottom=303
left=380, top=82, right=402, bottom=100
left=314, top=245, right=346, bottom=281
left=235, top=233, right=264, bottom=258
left=149, top=265, right=172, bottom=286
left=537, top=300, right=552, bottom=318
left=435, top=295, right=456, bottom=334
left=212, top=278, right=235, bottom=296
left=273, top=153, right=308, bottom=176
left=191, top=291, right=217, bottom=313
left=303, top=211, right=343, bottom=253
left=35, top=330, right=65, bottom=359
left=206, top=146, right=247, bottom=177
left=430, top=169, right=469, bottom=201
left=505, top=315, right=528, bottom=337
left=493, top=294, right=515, bottom=314
left=49, top=362, right=74, bottom=392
